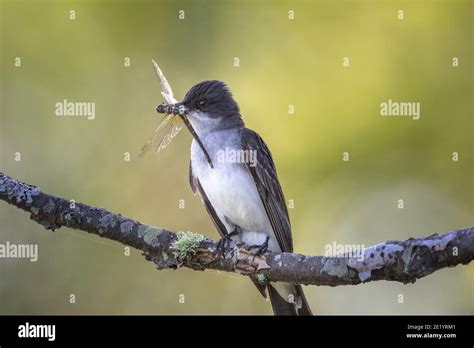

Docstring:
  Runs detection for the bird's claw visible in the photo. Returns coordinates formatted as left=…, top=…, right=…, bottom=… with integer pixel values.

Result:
left=248, top=236, right=270, bottom=261
left=216, top=227, right=240, bottom=258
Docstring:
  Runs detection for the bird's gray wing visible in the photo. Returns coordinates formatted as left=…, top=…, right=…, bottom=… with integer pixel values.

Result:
left=240, top=128, right=293, bottom=252
left=189, top=160, right=268, bottom=298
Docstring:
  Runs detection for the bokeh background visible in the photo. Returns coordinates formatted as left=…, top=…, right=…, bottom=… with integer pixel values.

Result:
left=0, top=0, right=472, bottom=314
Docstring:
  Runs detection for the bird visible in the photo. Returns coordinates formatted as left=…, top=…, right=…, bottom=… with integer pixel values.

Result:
left=157, top=80, right=312, bottom=315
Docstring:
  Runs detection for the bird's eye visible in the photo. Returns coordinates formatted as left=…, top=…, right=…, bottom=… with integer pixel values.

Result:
left=198, top=100, right=207, bottom=107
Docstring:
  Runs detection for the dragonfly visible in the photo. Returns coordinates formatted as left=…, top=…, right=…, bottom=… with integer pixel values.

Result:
left=138, top=102, right=214, bottom=167
left=138, top=109, right=184, bottom=157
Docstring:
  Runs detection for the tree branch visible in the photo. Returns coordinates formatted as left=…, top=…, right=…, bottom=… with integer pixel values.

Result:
left=0, top=171, right=472, bottom=287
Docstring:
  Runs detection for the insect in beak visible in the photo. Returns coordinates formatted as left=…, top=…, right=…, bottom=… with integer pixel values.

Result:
left=156, top=102, right=214, bottom=168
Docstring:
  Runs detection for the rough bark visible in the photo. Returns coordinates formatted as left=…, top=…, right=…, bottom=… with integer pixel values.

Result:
left=0, top=172, right=472, bottom=287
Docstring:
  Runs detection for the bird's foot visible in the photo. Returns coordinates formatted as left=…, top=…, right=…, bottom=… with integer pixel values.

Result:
left=216, top=227, right=240, bottom=258
left=248, top=236, right=270, bottom=260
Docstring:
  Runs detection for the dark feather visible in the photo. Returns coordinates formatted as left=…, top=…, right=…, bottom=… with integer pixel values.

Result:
left=268, top=285, right=297, bottom=316
left=239, top=128, right=293, bottom=252
left=268, top=284, right=313, bottom=316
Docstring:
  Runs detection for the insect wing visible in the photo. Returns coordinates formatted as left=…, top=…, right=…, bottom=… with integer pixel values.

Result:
left=139, top=115, right=183, bottom=157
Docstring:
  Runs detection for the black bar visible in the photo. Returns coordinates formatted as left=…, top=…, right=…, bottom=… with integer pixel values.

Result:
left=0, top=315, right=472, bottom=346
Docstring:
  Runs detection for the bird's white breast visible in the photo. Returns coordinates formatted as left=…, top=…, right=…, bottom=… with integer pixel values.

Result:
left=194, top=159, right=267, bottom=231
left=191, top=132, right=279, bottom=251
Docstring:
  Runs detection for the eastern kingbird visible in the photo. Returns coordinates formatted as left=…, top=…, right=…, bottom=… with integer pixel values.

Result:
left=156, top=80, right=312, bottom=316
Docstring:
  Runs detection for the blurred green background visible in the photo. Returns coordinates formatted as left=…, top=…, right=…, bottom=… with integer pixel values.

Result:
left=0, top=0, right=472, bottom=314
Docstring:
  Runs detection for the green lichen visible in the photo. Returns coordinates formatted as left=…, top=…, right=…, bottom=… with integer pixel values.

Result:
left=321, top=257, right=349, bottom=277
left=137, top=225, right=162, bottom=246
left=171, top=231, right=205, bottom=259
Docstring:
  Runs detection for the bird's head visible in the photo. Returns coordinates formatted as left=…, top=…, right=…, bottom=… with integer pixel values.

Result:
left=183, top=80, right=240, bottom=120
left=156, top=80, right=243, bottom=137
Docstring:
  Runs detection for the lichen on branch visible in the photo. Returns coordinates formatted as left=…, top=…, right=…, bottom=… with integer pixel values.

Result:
left=0, top=171, right=473, bottom=286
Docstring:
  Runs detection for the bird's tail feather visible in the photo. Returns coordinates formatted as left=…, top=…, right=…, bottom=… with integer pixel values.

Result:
left=268, top=284, right=312, bottom=316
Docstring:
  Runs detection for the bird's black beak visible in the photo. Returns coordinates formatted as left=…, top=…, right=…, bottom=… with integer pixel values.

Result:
left=155, top=102, right=214, bottom=168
